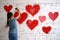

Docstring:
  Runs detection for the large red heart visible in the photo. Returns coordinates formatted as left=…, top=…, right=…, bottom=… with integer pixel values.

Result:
left=42, top=26, right=51, bottom=34
left=26, top=4, right=40, bottom=16
left=4, top=5, right=13, bottom=12
left=26, top=20, right=38, bottom=30
left=49, top=12, right=58, bottom=21
left=39, top=16, right=46, bottom=22
left=17, top=12, right=28, bottom=24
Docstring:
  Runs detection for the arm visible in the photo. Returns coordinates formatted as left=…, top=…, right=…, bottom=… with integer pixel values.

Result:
left=14, top=7, right=21, bottom=19
left=15, top=12, right=20, bottom=19
left=5, top=24, right=9, bottom=28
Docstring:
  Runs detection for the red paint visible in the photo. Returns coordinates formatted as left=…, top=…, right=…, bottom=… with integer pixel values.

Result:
left=49, top=12, right=58, bottom=21
left=14, top=12, right=19, bottom=18
left=4, top=5, right=12, bottom=12
left=26, top=20, right=38, bottom=30
left=26, top=4, right=40, bottom=16
left=39, top=16, right=46, bottom=22
left=17, top=12, right=28, bottom=24
left=42, top=26, right=51, bottom=34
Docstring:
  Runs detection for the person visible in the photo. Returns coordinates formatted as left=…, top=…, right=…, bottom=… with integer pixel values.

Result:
left=7, top=12, right=18, bottom=40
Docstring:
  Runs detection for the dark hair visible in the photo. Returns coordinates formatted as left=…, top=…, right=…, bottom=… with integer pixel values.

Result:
left=15, top=7, right=19, bottom=11
left=7, top=12, right=13, bottom=26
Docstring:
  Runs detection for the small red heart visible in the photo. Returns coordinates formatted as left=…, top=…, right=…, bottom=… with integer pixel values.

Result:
left=4, top=5, right=13, bottom=12
left=26, top=20, right=38, bottom=30
left=49, top=12, right=58, bottom=21
left=17, top=12, right=28, bottom=24
left=39, top=16, right=46, bottom=22
left=14, top=12, right=19, bottom=18
left=26, top=4, right=40, bottom=16
left=42, top=26, right=51, bottom=34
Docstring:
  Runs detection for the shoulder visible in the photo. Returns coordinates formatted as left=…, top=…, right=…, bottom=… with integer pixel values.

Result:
left=13, top=18, right=17, bottom=20
left=12, top=18, right=17, bottom=22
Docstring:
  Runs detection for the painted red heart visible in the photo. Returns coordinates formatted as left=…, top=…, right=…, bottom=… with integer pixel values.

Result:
left=26, top=4, right=40, bottom=16
left=39, top=16, right=46, bottom=22
left=14, top=12, right=19, bottom=18
left=42, top=26, right=51, bottom=34
left=17, top=12, right=28, bottom=24
left=49, top=12, right=58, bottom=21
left=26, top=20, right=38, bottom=30
left=4, top=5, right=13, bottom=12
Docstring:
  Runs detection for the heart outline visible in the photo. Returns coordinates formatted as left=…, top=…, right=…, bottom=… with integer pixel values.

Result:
left=26, top=20, right=38, bottom=30
left=39, top=16, right=46, bottom=22
left=49, top=12, right=58, bottom=21
left=42, top=26, right=52, bottom=34
left=26, top=4, right=40, bottom=16
left=4, top=5, right=13, bottom=12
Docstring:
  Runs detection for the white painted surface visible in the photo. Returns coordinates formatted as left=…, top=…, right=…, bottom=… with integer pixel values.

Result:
left=0, top=0, right=60, bottom=40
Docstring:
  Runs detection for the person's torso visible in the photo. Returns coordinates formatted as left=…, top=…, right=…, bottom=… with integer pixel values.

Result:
left=8, top=18, right=17, bottom=33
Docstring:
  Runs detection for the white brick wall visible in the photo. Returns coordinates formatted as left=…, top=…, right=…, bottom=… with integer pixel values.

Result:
left=0, top=0, right=60, bottom=40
